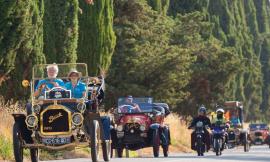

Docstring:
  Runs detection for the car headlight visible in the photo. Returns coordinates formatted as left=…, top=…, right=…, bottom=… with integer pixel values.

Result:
left=32, top=104, right=41, bottom=114
left=139, top=125, right=146, bottom=131
left=117, top=125, right=124, bottom=131
left=25, top=115, right=38, bottom=128
left=72, top=113, right=84, bottom=126
left=77, top=103, right=86, bottom=113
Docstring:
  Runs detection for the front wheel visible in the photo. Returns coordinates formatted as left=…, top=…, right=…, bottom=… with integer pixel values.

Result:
left=162, top=145, right=169, bottom=157
left=243, top=133, right=250, bottom=152
left=153, top=129, right=160, bottom=157
left=214, top=139, right=221, bottom=156
left=116, top=147, right=123, bottom=158
left=30, top=148, right=39, bottom=162
left=102, top=140, right=111, bottom=161
left=13, top=123, right=23, bottom=162
left=196, top=137, right=204, bottom=156
left=90, top=120, right=101, bottom=162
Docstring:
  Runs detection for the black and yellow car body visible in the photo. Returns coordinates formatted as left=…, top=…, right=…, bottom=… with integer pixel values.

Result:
left=12, top=63, right=111, bottom=162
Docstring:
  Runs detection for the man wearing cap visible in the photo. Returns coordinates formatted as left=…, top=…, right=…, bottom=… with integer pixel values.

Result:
left=65, top=69, right=86, bottom=98
left=34, top=64, right=64, bottom=98
left=120, top=95, right=141, bottom=113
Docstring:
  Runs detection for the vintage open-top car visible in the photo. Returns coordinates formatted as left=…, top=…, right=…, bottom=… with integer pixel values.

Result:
left=111, top=97, right=170, bottom=158
left=249, top=123, right=270, bottom=146
left=12, top=63, right=111, bottom=162
left=223, top=101, right=250, bottom=152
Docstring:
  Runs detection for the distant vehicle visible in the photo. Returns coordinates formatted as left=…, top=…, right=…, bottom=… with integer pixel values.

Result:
left=111, top=97, right=171, bottom=158
left=249, top=123, right=269, bottom=146
left=12, top=63, right=111, bottom=162
left=223, top=101, right=250, bottom=152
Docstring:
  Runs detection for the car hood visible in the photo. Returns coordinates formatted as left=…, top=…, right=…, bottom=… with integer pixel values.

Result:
left=119, top=114, right=151, bottom=126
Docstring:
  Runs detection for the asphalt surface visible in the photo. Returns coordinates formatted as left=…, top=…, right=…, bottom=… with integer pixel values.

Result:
left=42, top=145, right=270, bottom=162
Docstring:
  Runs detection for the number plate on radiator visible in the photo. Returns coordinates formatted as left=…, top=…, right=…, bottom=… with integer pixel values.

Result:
left=42, top=137, right=70, bottom=145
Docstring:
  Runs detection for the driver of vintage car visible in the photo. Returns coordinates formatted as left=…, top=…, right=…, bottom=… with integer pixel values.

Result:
left=120, top=95, right=141, bottom=113
left=65, top=69, right=86, bottom=98
left=34, top=64, right=64, bottom=98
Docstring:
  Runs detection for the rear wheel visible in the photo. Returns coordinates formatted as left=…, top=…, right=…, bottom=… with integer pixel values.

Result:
left=91, top=120, right=101, bottom=162
left=102, top=140, right=111, bottom=161
left=30, top=148, right=39, bottom=162
left=152, top=129, right=160, bottom=157
left=13, top=123, right=23, bottom=162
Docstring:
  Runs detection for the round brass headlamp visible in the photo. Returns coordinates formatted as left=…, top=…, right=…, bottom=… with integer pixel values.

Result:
left=32, top=104, right=41, bottom=114
left=72, top=113, right=84, bottom=126
left=77, top=103, right=86, bottom=113
left=25, top=115, right=38, bottom=128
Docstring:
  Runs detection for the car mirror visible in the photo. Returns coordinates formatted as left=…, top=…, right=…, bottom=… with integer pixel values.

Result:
left=22, top=80, right=30, bottom=88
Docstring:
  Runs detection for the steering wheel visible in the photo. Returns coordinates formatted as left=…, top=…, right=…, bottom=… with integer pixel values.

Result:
left=119, top=105, right=136, bottom=113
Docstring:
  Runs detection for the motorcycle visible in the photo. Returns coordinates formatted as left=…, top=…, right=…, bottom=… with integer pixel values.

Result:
left=194, top=121, right=208, bottom=156
left=212, top=125, right=226, bottom=156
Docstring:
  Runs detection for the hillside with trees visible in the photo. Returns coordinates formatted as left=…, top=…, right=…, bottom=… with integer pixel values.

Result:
left=0, top=0, right=269, bottom=122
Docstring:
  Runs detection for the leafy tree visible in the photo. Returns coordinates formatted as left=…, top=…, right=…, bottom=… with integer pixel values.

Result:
left=43, top=0, right=78, bottom=63
left=78, top=0, right=116, bottom=75
left=0, top=0, right=46, bottom=100
left=107, top=0, right=205, bottom=110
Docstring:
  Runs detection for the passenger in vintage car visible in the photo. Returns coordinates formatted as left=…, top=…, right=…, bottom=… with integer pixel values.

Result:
left=34, top=64, right=64, bottom=98
left=65, top=69, right=86, bottom=98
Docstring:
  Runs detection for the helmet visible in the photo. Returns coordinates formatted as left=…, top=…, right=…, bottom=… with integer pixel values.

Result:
left=198, top=105, right=207, bottom=115
left=216, top=108, right=224, bottom=114
left=216, top=108, right=224, bottom=119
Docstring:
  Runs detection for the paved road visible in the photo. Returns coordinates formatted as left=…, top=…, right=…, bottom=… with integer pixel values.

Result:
left=42, top=145, right=270, bottom=162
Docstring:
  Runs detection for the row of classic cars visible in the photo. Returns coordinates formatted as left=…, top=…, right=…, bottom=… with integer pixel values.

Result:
left=12, top=63, right=270, bottom=162
left=12, top=63, right=171, bottom=162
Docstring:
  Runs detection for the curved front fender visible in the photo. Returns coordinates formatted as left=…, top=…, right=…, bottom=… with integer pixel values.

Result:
left=150, top=123, right=160, bottom=130
left=12, top=113, right=33, bottom=143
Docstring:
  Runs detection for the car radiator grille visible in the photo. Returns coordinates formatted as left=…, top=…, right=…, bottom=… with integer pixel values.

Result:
left=41, top=108, right=70, bottom=135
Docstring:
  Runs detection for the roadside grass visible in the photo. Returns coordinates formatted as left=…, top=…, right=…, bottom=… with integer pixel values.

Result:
left=0, top=97, right=15, bottom=160
left=165, top=114, right=192, bottom=153
left=0, top=134, right=13, bottom=160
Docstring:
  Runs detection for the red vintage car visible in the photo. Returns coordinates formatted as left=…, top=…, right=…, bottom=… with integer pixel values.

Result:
left=111, top=97, right=170, bottom=158
left=249, top=123, right=269, bottom=145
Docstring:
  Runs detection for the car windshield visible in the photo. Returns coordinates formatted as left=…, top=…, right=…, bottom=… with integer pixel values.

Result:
left=32, top=63, right=88, bottom=100
left=117, top=97, right=153, bottom=114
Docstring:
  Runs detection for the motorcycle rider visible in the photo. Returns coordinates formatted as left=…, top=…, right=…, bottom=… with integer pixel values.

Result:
left=212, top=107, right=229, bottom=127
left=188, top=105, right=211, bottom=151
left=212, top=107, right=229, bottom=150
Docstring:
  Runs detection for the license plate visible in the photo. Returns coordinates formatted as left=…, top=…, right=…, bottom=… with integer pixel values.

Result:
left=255, top=142, right=261, bottom=145
left=42, top=137, right=70, bottom=145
